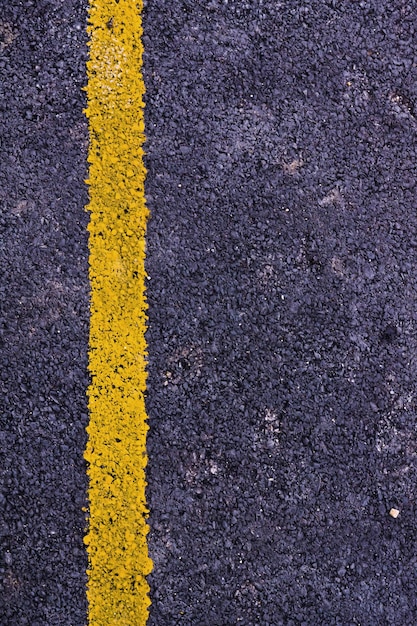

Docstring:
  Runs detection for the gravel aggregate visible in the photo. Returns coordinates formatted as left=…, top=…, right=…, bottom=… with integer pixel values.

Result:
left=3, top=1, right=417, bottom=624
left=143, top=1, right=417, bottom=624
left=0, top=2, right=89, bottom=624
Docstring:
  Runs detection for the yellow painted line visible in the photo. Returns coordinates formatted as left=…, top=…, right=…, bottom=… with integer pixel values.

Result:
left=84, top=0, right=152, bottom=624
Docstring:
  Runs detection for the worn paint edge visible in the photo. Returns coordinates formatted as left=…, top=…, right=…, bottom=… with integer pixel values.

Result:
left=84, top=0, right=152, bottom=624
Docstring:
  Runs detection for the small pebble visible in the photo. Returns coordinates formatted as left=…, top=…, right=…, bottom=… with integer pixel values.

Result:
left=389, top=508, right=400, bottom=519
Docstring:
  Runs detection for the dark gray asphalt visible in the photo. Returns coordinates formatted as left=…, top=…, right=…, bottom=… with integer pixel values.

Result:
left=0, top=2, right=89, bottom=624
left=144, top=1, right=417, bottom=625
left=2, top=0, right=417, bottom=625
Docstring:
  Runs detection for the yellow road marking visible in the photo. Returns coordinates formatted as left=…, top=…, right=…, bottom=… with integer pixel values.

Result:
left=84, top=0, right=152, bottom=623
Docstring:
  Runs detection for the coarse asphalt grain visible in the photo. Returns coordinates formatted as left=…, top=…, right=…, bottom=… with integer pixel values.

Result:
left=143, top=1, right=417, bottom=625
left=0, top=2, right=89, bottom=624
left=2, top=0, right=417, bottom=625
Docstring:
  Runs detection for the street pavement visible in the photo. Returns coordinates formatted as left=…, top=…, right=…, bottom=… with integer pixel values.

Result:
left=2, top=1, right=417, bottom=624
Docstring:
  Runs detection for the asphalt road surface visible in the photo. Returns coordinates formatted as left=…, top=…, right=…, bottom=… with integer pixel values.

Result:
left=0, top=2, right=89, bottom=624
left=3, top=0, right=417, bottom=624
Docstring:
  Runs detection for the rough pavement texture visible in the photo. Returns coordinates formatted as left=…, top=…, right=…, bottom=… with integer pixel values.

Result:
left=2, top=1, right=417, bottom=624
left=0, top=1, right=89, bottom=624
left=144, top=1, right=417, bottom=624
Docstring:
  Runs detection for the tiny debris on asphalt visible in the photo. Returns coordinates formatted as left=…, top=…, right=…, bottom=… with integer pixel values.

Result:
left=2, top=0, right=417, bottom=624
left=143, top=1, right=417, bottom=624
